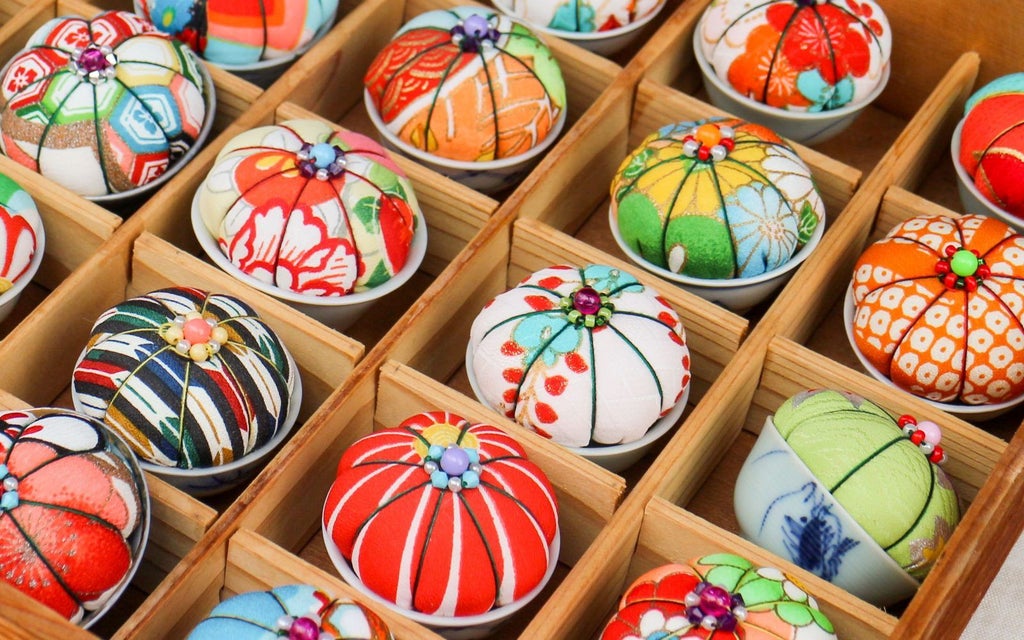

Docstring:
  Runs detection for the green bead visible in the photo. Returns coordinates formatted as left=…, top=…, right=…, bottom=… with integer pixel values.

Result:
left=950, top=249, right=979, bottom=277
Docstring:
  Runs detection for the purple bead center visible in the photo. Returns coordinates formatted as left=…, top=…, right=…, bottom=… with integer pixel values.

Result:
left=698, top=585, right=732, bottom=618
left=78, top=46, right=111, bottom=73
left=450, top=14, right=499, bottom=52
left=440, top=446, right=470, bottom=476
left=463, top=14, right=491, bottom=38
left=572, top=286, right=603, bottom=316
left=288, top=616, right=321, bottom=640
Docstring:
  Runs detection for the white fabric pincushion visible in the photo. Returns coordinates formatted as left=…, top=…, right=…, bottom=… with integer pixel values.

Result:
left=468, top=264, right=691, bottom=448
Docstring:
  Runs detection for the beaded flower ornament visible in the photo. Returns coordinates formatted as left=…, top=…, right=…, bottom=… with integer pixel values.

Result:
left=611, top=118, right=824, bottom=279
left=322, top=411, right=558, bottom=617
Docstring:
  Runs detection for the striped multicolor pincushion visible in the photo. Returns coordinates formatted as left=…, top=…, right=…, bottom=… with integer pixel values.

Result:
left=322, top=411, right=559, bottom=617
left=71, top=287, right=298, bottom=470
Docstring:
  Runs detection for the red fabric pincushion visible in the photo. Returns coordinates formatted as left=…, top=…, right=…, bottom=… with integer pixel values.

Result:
left=959, top=75, right=1024, bottom=218
left=322, top=411, right=558, bottom=617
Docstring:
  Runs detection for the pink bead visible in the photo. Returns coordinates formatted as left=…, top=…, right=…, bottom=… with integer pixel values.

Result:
left=183, top=317, right=213, bottom=344
left=572, top=287, right=602, bottom=316
left=289, top=617, right=321, bottom=640
left=916, top=420, right=942, bottom=445
left=698, top=585, right=732, bottom=618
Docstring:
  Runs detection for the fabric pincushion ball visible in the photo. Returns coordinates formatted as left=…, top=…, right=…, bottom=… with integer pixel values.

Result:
left=187, top=584, right=393, bottom=640
left=956, top=73, right=1024, bottom=220
left=697, top=0, right=891, bottom=113
left=467, top=264, right=691, bottom=456
left=0, top=172, right=44, bottom=322
left=734, top=389, right=961, bottom=605
left=850, top=214, right=1024, bottom=406
left=492, top=0, right=665, bottom=34
left=134, top=0, right=338, bottom=69
left=363, top=7, right=566, bottom=190
left=194, top=119, right=422, bottom=303
left=0, top=408, right=148, bottom=626
left=0, top=10, right=213, bottom=200
left=70, top=287, right=299, bottom=492
left=322, top=411, right=559, bottom=620
left=601, top=553, right=837, bottom=640
left=610, top=118, right=824, bottom=309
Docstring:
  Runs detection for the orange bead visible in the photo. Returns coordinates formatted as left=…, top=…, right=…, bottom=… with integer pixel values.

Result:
left=694, top=123, right=722, bottom=147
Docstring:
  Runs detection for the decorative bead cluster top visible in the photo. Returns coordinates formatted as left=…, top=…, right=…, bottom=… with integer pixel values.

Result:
left=423, top=443, right=483, bottom=492
left=70, top=44, right=118, bottom=84
left=684, top=581, right=747, bottom=632
left=0, top=464, right=18, bottom=511
left=559, top=285, right=614, bottom=328
left=681, top=123, right=736, bottom=163
left=275, top=604, right=335, bottom=640
left=897, top=415, right=947, bottom=465
left=158, top=311, right=230, bottom=363
left=935, top=245, right=990, bottom=291
left=296, top=142, right=348, bottom=181
left=449, top=14, right=500, bottom=52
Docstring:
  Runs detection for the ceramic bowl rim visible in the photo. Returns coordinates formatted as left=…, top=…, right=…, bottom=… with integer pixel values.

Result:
left=72, top=364, right=303, bottom=479
left=949, top=118, right=1024, bottom=228
left=362, top=89, right=567, bottom=172
left=693, top=12, right=892, bottom=123
left=464, top=340, right=690, bottom=460
left=191, top=188, right=428, bottom=308
left=321, top=509, right=561, bottom=629
left=842, top=284, right=1024, bottom=416
left=608, top=201, right=826, bottom=289
left=490, top=0, right=667, bottom=43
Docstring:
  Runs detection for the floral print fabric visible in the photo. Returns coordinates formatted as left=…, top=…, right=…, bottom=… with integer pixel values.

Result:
left=699, top=0, right=891, bottom=112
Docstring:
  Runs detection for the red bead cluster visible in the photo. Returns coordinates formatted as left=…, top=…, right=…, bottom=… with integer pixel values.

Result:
left=934, top=245, right=990, bottom=291
left=897, top=414, right=946, bottom=465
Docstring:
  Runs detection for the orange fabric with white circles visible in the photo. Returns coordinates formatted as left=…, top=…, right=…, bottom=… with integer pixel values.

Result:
left=851, top=214, right=1024, bottom=404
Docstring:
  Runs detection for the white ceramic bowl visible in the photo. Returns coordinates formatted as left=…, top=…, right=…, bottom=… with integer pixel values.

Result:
left=950, top=119, right=1024, bottom=230
left=609, top=204, right=825, bottom=313
left=322, top=514, right=560, bottom=640
left=490, top=0, right=667, bottom=56
left=843, top=285, right=1024, bottom=421
left=465, top=341, right=689, bottom=472
left=693, top=15, right=890, bottom=146
left=191, top=189, right=428, bottom=331
left=73, top=372, right=302, bottom=497
left=363, top=89, right=566, bottom=194
left=734, top=413, right=920, bottom=606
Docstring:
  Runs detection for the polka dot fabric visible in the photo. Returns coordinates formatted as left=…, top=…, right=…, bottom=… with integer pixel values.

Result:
left=851, top=214, right=1024, bottom=404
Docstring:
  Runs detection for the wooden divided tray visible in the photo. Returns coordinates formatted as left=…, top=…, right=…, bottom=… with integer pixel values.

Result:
left=0, top=1, right=1022, bottom=639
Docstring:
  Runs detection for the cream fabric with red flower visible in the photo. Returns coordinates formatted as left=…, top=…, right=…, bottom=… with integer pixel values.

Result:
left=197, top=119, right=421, bottom=297
left=468, top=264, right=691, bottom=447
